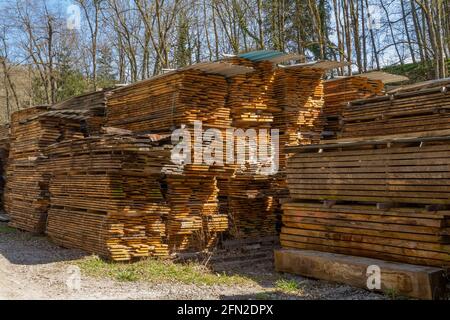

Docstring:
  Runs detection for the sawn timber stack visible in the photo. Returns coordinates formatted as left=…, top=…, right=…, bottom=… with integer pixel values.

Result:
left=45, top=135, right=173, bottom=260
left=340, top=79, right=450, bottom=140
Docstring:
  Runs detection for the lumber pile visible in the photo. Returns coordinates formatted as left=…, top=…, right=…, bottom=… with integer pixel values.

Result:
left=340, top=80, right=450, bottom=140
left=280, top=80, right=450, bottom=275
left=283, top=121, right=450, bottom=268
left=105, top=69, right=231, bottom=133
left=165, top=174, right=228, bottom=252
left=0, top=124, right=9, bottom=210
left=281, top=202, right=449, bottom=267
left=323, top=76, right=384, bottom=139
left=44, top=134, right=231, bottom=259
left=52, top=88, right=113, bottom=135
left=287, top=138, right=450, bottom=205
left=216, top=57, right=281, bottom=239
left=274, top=67, right=326, bottom=147
left=45, top=135, right=173, bottom=260
left=5, top=106, right=92, bottom=233
left=218, top=175, right=277, bottom=239
left=4, top=106, right=52, bottom=233
left=226, top=57, right=278, bottom=128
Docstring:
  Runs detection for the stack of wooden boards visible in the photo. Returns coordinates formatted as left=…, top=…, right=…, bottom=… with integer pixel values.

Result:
left=0, top=124, right=10, bottom=210
left=4, top=56, right=333, bottom=258
left=4, top=99, right=108, bottom=233
left=281, top=80, right=450, bottom=269
left=323, top=76, right=384, bottom=140
left=274, top=67, right=326, bottom=147
left=105, top=69, right=231, bottom=133
left=5, top=106, right=54, bottom=233
left=45, top=135, right=174, bottom=260
left=52, top=88, right=113, bottom=135
left=166, top=173, right=228, bottom=252
left=340, top=79, right=450, bottom=140
left=226, top=57, right=277, bottom=129
left=218, top=175, right=277, bottom=239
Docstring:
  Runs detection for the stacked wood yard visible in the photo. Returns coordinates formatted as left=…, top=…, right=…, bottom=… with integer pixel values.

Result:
left=165, top=173, right=228, bottom=252
left=5, top=106, right=53, bottom=233
left=43, top=133, right=231, bottom=260
left=103, top=63, right=250, bottom=244
left=277, top=79, right=450, bottom=298
left=281, top=202, right=449, bottom=268
left=322, top=76, right=384, bottom=139
left=286, top=139, right=450, bottom=205
left=4, top=101, right=104, bottom=232
left=218, top=175, right=277, bottom=239
left=218, top=57, right=280, bottom=240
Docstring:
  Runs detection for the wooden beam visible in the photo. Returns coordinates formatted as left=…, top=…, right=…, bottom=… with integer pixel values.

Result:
left=275, top=248, right=447, bottom=300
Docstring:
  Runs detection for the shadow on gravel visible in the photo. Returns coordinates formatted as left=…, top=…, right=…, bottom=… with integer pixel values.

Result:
left=0, top=222, right=87, bottom=265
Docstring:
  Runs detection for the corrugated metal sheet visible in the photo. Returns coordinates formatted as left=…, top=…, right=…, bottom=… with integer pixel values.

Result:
left=325, top=72, right=409, bottom=84
left=238, top=50, right=285, bottom=62
left=387, top=77, right=450, bottom=94
left=183, top=62, right=253, bottom=77
left=361, top=71, right=409, bottom=84
left=237, top=50, right=304, bottom=63
left=280, top=61, right=351, bottom=70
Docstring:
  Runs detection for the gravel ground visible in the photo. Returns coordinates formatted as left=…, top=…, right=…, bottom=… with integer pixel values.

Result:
left=0, top=222, right=386, bottom=300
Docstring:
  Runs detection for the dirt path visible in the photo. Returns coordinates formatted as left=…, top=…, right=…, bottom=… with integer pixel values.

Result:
left=0, top=223, right=385, bottom=300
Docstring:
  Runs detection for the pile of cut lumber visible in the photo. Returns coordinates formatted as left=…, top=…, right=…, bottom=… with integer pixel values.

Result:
left=274, top=67, right=326, bottom=147
left=165, top=174, right=228, bottom=252
left=226, top=57, right=278, bottom=128
left=218, top=176, right=277, bottom=239
left=283, top=124, right=450, bottom=267
left=287, top=138, right=450, bottom=205
left=5, top=106, right=52, bottom=233
left=5, top=106, right=95, bottom=232
left=340, top=80, right=450, bottom=140
left=217, top=57, right=281, bottom=239
left=106, top=69, right=231, bottom=133
left=52, top=88, right=113, bottom=135
left=45, top=135, right=173, bottom=260
left=281, top=202, right=449, bottom=267
left=323, top=76, right=384, bottom=139
left=0, top=124, right=10, bottom=210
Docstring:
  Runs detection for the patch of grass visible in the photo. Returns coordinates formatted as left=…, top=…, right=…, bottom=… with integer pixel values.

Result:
left=77, top=256, right=253, bottom=286
left=115, top=269, right=139, bottom=282
left=0, top=224, right=16, bottom=234
left=275, top=278, right=300, bottom=293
